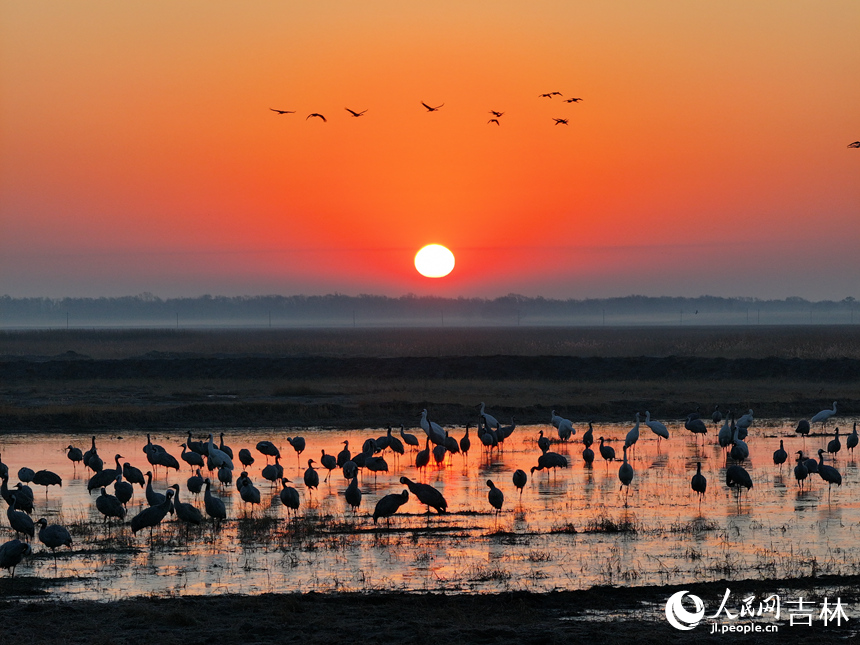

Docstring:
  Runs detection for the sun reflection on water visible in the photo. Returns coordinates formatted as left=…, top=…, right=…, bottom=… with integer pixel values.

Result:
left=1, top=421, right=859, bottom=599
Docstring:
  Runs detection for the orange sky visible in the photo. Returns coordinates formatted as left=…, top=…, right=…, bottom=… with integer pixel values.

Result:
left=1, top=1, right=858, bottom=299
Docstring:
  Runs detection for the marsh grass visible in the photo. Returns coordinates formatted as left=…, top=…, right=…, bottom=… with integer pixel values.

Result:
left=583, top=512, right=641, bottom=534
left=466, top=562, right=513, bottom=583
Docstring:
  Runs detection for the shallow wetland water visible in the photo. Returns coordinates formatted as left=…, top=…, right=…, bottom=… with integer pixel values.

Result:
left=2, top=421, right=859, bottom=601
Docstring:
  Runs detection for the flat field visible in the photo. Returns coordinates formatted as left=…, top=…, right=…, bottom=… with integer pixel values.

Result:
left=2, top=326, right=859, bottom=643
left=1, top=326, right=859, bottom=432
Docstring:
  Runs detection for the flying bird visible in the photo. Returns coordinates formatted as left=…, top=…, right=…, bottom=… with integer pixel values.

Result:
left=539, top=92, right=562, bottom=98
left=421, top=102, right=444, bottom=112
left=270, top=108, right=295, bottom=115
left=553, top=118, right=569, bottom=125
left=306, top=113, right=327, bottom=122
left=345, top=108, right=368, bottom=117
left=564, top=97, right=583, bottom=103
left=488, top=118, right=500, bottom=125
left=489, top=110, right=504, bottom=117
left=848, top=141, right=860, bottom=148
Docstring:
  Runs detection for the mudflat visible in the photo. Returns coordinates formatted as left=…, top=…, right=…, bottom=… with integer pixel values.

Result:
left=1, top=326, right=859, bottom=432
left=1, top=576, right=857, bottom=644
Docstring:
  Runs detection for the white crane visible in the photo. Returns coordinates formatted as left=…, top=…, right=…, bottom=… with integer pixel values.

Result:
left=420, top=409, right=446, bottom=446
left=206, top=434, right=234, bottom=470
left=736, top=409, right=754, bottom=432
left=644, top=411, right=669, bottom=442
left=557, top=417, right=575, bottom=441
left=811, top=401, right=837, bottom=427
left=479, top=402, right=499, bottom=430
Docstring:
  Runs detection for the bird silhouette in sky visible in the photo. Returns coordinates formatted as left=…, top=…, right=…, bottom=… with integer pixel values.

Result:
left=345, top=108, right=368, bottom=117
left=306, top=113, right=327, bottom=122
left=564, top=97, right=584, bottom=103
left=553, top=118, right=569, bottom=125
left=538, top=93, right=555, bottom=98
left=489, top=110, right=504, bottom=117
left=421, top=102, right=444, bottom=112
left=849, top=141, right=860, bottom=148
left=488, top=118, right=500, bottom=126
left=270, top=108, right=295, bottom=114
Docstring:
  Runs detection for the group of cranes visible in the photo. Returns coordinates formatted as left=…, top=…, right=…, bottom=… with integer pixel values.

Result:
left=1, top=399, right=854, bottom=578
left=270, top=90, right=585, bottom=128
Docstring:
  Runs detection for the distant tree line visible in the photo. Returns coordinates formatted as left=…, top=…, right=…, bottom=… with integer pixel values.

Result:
left=0, top=293, right=857, bottom=327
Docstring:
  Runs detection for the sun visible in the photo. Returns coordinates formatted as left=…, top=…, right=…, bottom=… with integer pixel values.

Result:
left=414, top=244, right=455, bottom=278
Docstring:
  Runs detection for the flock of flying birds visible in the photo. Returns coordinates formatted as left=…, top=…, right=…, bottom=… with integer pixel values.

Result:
left=269, top=90, right=584, bottom=126
left=0, top=400, right=854, bottom=576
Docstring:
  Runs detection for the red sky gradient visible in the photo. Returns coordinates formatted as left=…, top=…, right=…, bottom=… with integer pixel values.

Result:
left=1, top=2, right=858, bottom=300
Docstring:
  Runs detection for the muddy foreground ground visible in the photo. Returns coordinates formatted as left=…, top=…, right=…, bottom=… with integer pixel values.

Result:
left=1, top=575, right=858, bottom=644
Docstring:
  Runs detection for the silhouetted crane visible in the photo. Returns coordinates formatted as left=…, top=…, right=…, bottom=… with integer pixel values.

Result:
left=373, top=489, right=409, bottom=526
left=513, top=469, right=527, bottom=497
left=131, top=489, right=174, bottom=536
left=344, top=477, right=361, bottom=514
left=487, top=480, right=503, bottom=515
left=691, top=462, right=707, bottom=506
left=170, top=485, right=203, bottom=525
left=399, top=476, right=447, bottom=514
left=204, top=479, right=226, bottom=526
left=280, top=478, right=300, bottom=516
left=36, top=518, right=72, bottom=556
left=96, top=487, right=126, bottom=523
left=0, top=539, right=31, bottom=578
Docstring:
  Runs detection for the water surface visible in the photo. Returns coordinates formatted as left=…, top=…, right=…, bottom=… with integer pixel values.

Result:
left=1, top=420, right=858, bottom=600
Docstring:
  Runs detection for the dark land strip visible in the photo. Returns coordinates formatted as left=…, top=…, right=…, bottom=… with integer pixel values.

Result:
left=1, top=575, right=858, bottom=644
left=1, top=354, right=859, bottom=432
